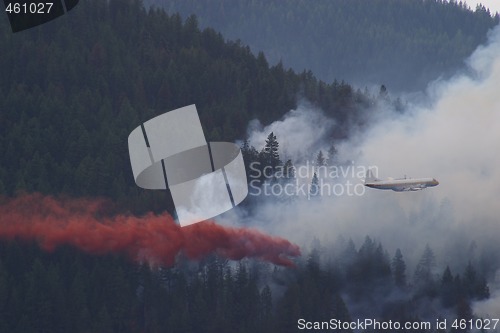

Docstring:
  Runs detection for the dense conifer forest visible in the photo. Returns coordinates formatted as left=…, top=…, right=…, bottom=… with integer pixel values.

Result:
left=0, top=234, right=490, bottom=332
left=0, top=0, right=373, bottom=209
left=148, top=0, right=500, bottom=91
left=0, top=0, right=495, bottom=332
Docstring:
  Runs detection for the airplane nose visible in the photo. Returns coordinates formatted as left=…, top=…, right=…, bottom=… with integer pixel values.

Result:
left=434, top=179, right=439, bottom=185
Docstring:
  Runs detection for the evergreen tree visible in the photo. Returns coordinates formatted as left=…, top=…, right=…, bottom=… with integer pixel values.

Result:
left=378, top=84, right=389, bottom=100
left=414, top=245, right=436, bottom=283
left=315, top=150, right=326, bottom=168
left=282, top=159, right=296, bottom=181
left=306, top=247, right=321, bottom=279
left=391, top=248, right=406, bottom=288
left=309, top=172, right=320, bottom=198
left=259, top=285, right=273, bottom=333
left=463, top=261, right=477, bottom=298
left=280, top=159, right=296, bottom=201
left=241, top=140, right=260, bottom=183
left=463, top=261, right=489, bottom=300
left=440, top=266, right=455, bottom=308
left=339, top=239, right=357, bottom=270
left=262, top=132, right=282, bottom=170
left=327, top=144, right=337, bottom=165
left=414, top=245, right=437, bottom=297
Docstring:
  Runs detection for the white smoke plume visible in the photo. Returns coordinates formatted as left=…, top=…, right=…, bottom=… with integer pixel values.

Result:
left=234, top=25, right=500, bottom=315
left=247, top=101, right=335, bottom=163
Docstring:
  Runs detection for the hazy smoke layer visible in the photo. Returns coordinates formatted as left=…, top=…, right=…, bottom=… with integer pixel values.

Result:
left=243, top=25, right=500, bottom=314
left=0, top=193, right=300, bottom=267
left=247, top=102, right=335, bottom=162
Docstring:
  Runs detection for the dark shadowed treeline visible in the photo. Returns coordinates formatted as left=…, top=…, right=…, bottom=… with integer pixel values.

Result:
left=0, top=237, right=489, bottom=333
left=147, top=0, right=500, bottom=91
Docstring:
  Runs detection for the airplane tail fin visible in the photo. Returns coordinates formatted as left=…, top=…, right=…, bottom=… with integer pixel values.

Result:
left=365, top=168, right=379, bottom=184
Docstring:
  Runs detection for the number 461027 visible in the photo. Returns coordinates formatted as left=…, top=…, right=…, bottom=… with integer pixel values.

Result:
left=5, top=2, right=53, bottom=14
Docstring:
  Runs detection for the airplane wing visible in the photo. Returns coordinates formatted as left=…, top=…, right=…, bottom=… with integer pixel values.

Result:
left=393, top=186, right=424, bottom=192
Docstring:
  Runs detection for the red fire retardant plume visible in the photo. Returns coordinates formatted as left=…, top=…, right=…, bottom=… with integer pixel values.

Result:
left=0, top=193, right=300, bottom=267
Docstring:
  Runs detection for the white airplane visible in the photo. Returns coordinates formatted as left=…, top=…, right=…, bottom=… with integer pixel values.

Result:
left=364, top=169, right=439, bottom=192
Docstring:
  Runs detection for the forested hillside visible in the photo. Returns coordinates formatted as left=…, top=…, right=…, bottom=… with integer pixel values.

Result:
left=147, top=0, right=500, bottom=91
left=0, top=233, right=489, bottom=332
left=0, top=0, right=372, bottom=212
left=0, top=1, right=493, bottom=332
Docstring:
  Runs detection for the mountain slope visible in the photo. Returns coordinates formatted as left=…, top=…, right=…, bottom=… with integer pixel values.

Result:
left=0, top=0, right=371, bottom=209
left=147, top=0, right=500, bottom=91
